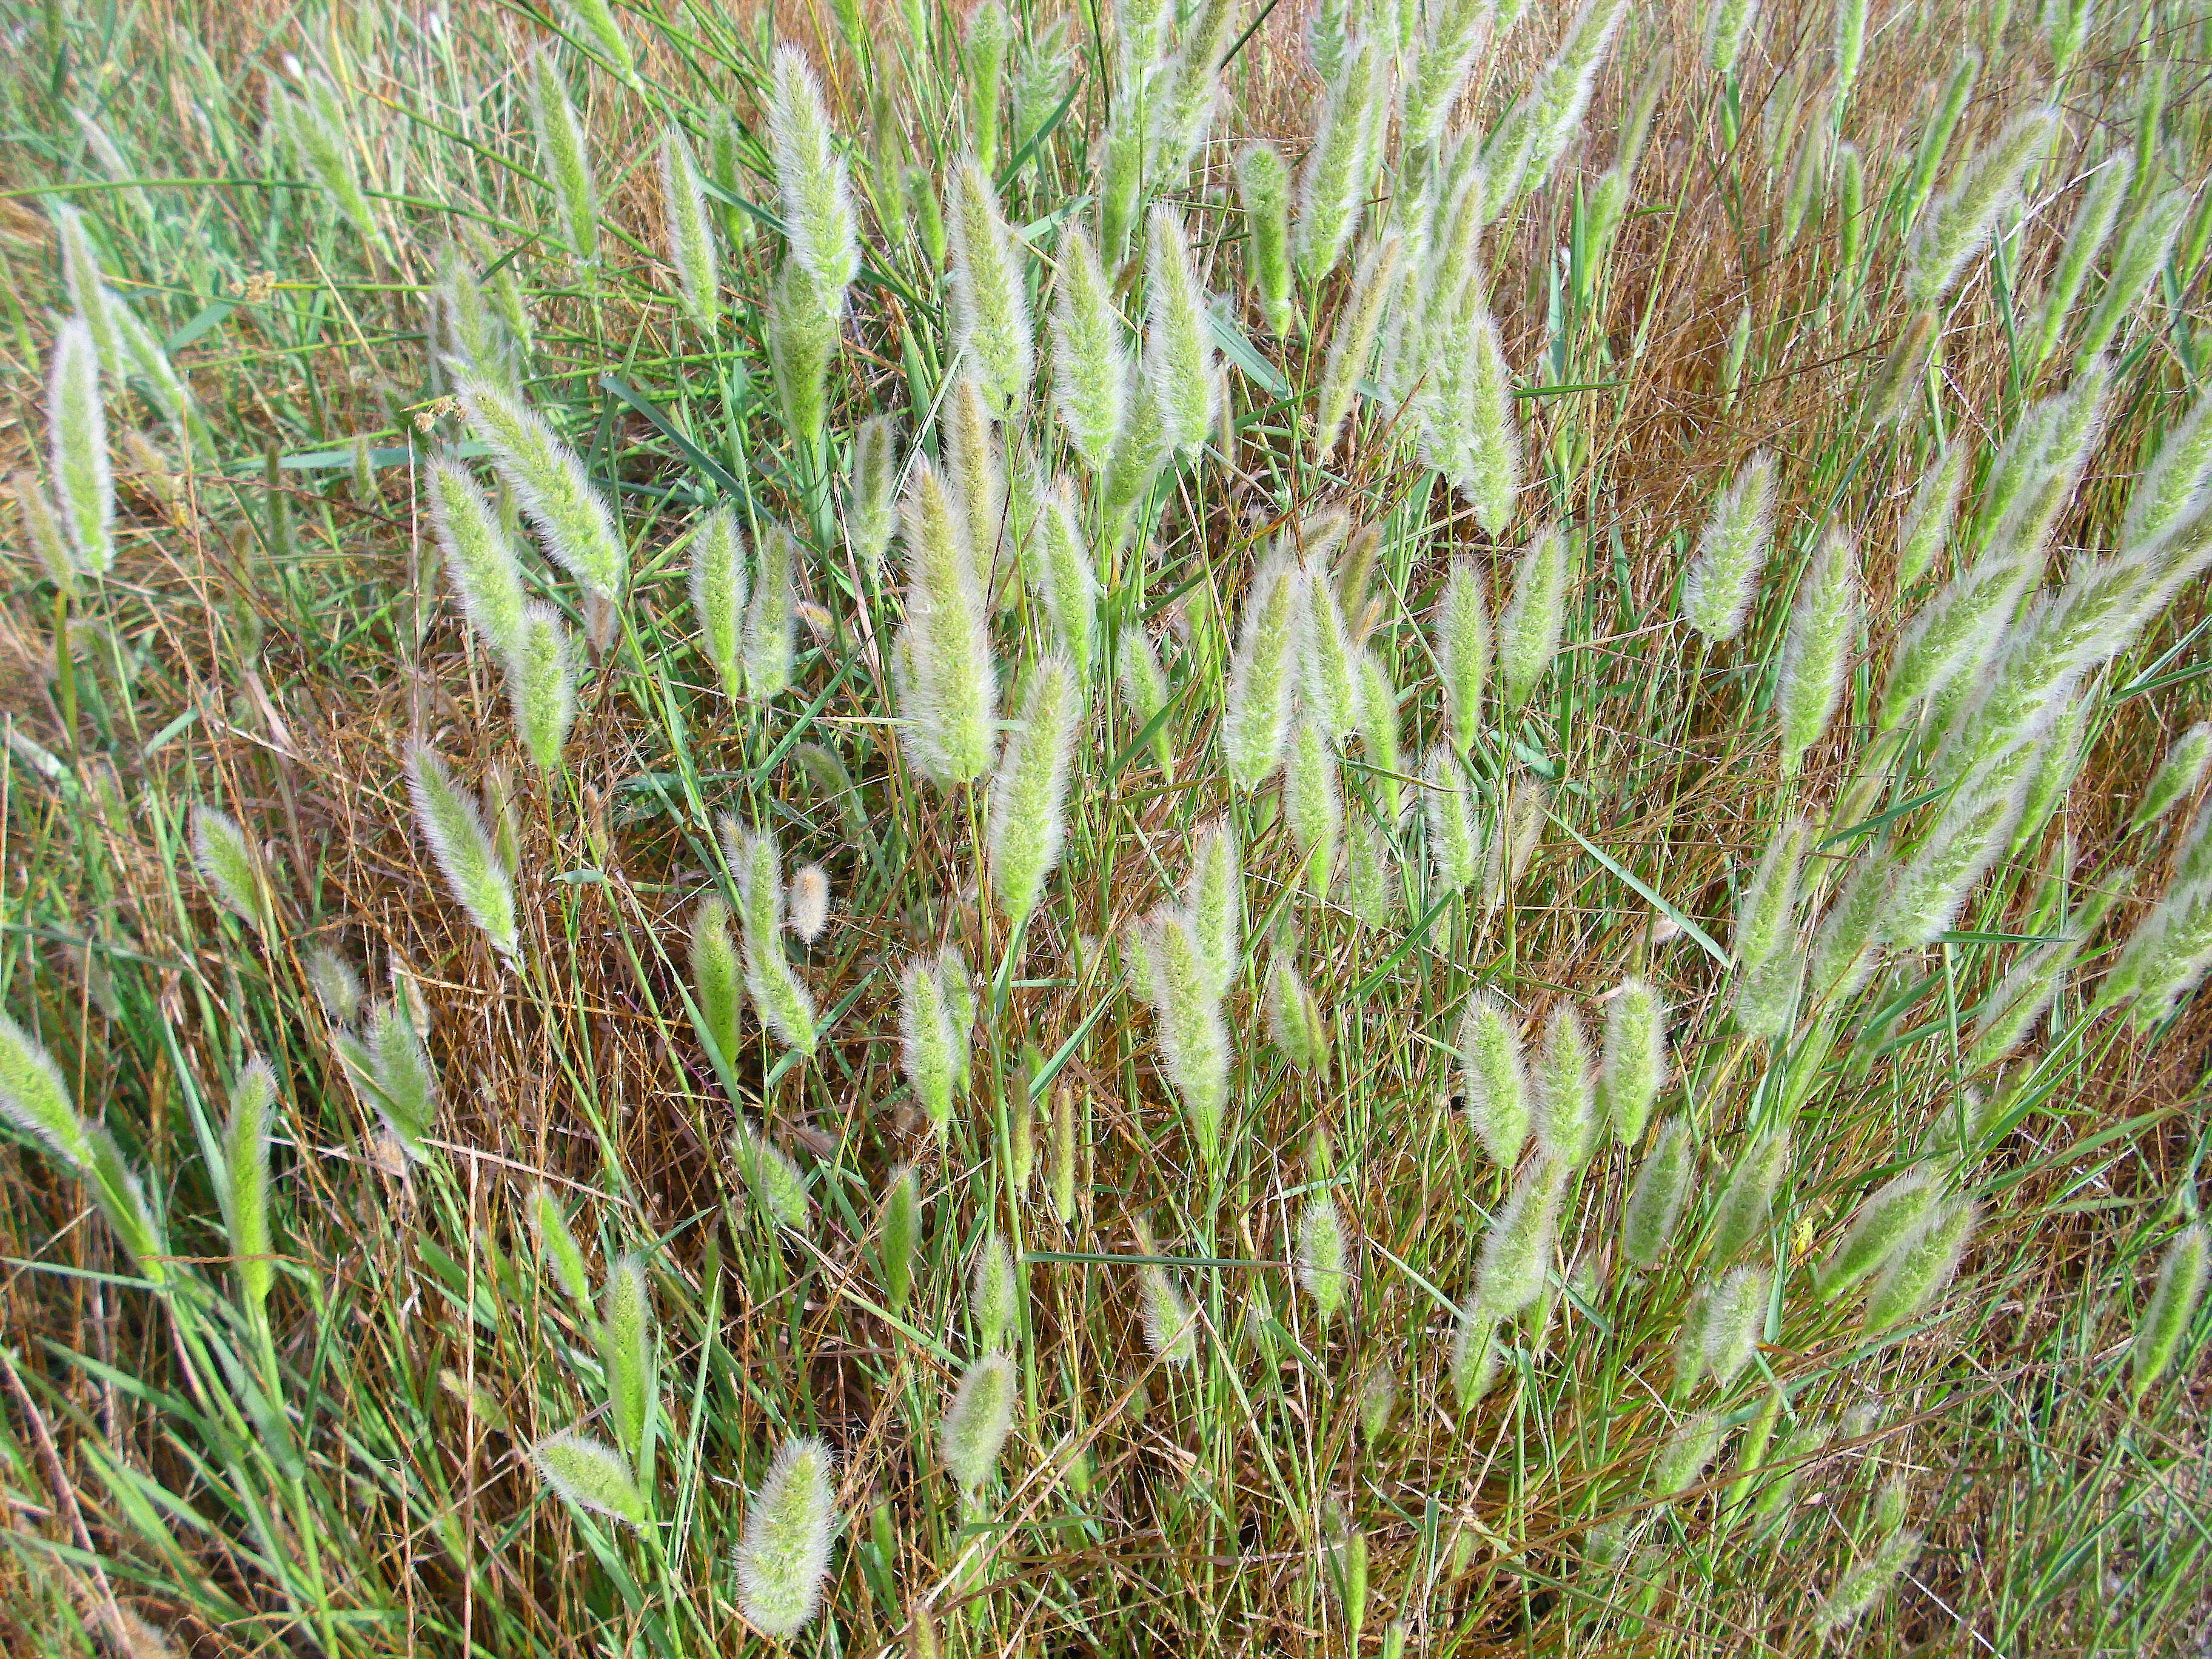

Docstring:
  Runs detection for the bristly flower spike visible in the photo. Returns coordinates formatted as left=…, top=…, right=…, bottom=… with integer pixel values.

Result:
left=986, top=654, right=1082, bottom=928
left=732, top=1437, right=840, bottom=1638
left=407, top=744, right=520, bottom=964
left=1681, top=449, right=1778, bottom=643
left=946, top=156, right=1033, bottom=413
left=456, top=374, right=626, bottom=604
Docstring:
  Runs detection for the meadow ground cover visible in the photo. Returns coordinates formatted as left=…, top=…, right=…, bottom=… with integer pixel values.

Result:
left=1, top=0, right=2211, bottom=1652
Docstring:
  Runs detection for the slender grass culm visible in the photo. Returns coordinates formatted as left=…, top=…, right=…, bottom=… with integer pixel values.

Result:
left=3, top=1, right=2210, bottom=1654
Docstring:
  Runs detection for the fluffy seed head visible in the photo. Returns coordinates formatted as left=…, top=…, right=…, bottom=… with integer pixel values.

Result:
left=987, top=653, right=1082, bottom=926
left=1139, top=1260, right=1199, bottom=1363
left=732, top=1436, right=839, bottom=1638
left=973, top=1230, right=1020, bottom=1350
left=847, top=416, right=900, bottom=579
left=1600, top=977, right=1668, bottom=1145
left=407, top=745, right=519, bottom=963
left=1297, top=1193, right=1352, bottom=1326
left=947, top=157, right=1033, bottom=412
left=1293, top=35, right=1381, bottom=284
left=428, top=459, right=528, bottom=661
left=1223, top=553, right=1301, bottom=790
left=456, top=375, right=625, bottom=601
left=1460, top=993, right=1529, bottom=1166
left=1145, top=206, right=1218, bottom=455
left=1818, top=1170, right=1941, bottom=1301
left=1863, top=1196, right=1976, bottom=1332
left=897, top=458, right=997, bottom=784
left=1533, top=1005, right=1597, bottom=1168
left=732, top=1117, right=811, bottom=1231
left=2131, top=1222, right=2208, bottom=1401
left=1706, top=1131, right=1789, bottom=1263
left=659, top=127, right=719, bottom=329
left=1776, top=530, right=1859, bottom=773
left=49, top=317, right=112, bottom=575
left=1623, top=1118, right=1696, bottom=1269
left=1285, top=719, right=1343, bottom=883
left=1315, top=231, right=1403, bottom=458
left=1436, top=557, right=1491, bottom=757
left=787, top=865, right=831, bottom=943
left=899, top=956, right=957, bottom=1131
left=527, top=51, right=598, bottom=268
left=532, top=1432, right=646, bottom=1527
left=1681, top=450, right=1778, bottom=643
left=1499, top=526, right=1569, bottom=711
left=690, top=507, right=749, bottom=702
left=768, top=46, right=860, bottom=295
left=1050, top=224, right=1128, bottom=472
left=880, top=1164, right=921, bottom=1310
left=1905, top=106, right=2059, bottom=307
left=1700, top=1263, right=1768, bottom=1384
left=1140, top=907, right=1230, bottom=1168
left=192, top=806, right=264, bottom=930
left=1423, top=743, right=1481, bottom=893
left=1238, top=142, right=1294, bottom=337
left=1476, top=1159, right=1564, bottom=1316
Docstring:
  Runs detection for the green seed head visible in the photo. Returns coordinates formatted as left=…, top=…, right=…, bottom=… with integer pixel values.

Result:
left=1533, top=1005, right=1597, bottom=1169
left=1460, top=993, right=1530, bottom=1167
left=1622, top=1118, right=1697, bottom=1269
left=732, top=1436, right=840, bottom=1638
left=1476, top=1159, right=1565, bottom=1316
left=1601, top=977, right=1669, bottom=1146
left=2131, top=1221, right=2209, bottom=1402
left=532, top=1432, right=647, bottom=1528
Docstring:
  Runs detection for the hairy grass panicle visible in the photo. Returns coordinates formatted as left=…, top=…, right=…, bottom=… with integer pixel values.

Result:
left=1185, top=818, right=1243, bottom=996
left=733, top=1437, right=839, bottom=1637
left=947, top=157, right=1033, bottom=412
left=1296, top=1192, right=1351, bottom=1326
left=190, top=805, right=264, bottom=930
left=1706, top=1131, right=1789, bottom=1264
left=599, top=1253, right=656, bottom=1465
left=532, top=1184, right=594, bottom=1310
left=1498, top=526, right=1568, bottom=711
left=1476, top=1159, right=1564, bottom=1315
left=1435, top=556, right=1490, bottom=757
left=1315, top=232, right=1401, bottom=458
left=1775, top=529, right=1858, bottom=773
left=1449, top=1300, right=1503, bottom=1410
left=1863, top=1195, right=1976, bottom=1331
left=689, top=895, right=743, bottom=1070
left=1895, top=441, right=1967, bottom=591
left=49, top=317, right=112, bottom=575
left=1049, top=224, right=1127, bottom=472
left=219, top=1057, right=276, bottom=1305
left=1236, top=142, right=1294, bottom=337
left=2130, top=1222, right=2208, bottom=1402
left=1285, top=720, right=1343, bottom=886
left=2133, top=723, right=2212, bottom=831
left=531, top=1432, right=647, bottom=1528
left=767, top=258, right=841, bottom=447
left=2077, top=187, right=2191, bottom=366
left=1818, top=1170, right=1940, bottom=1302
left=769, top=46, right=860, bottom=299
left=1139, top=1256, right=1199, bottom=1363
left=1299, top=559, right=1359, bottom=739
left=1266, top=954, right=1329, bottom=1071
left=427, top=458, right=527, bottom=660
left=900, top=955, right=959, bottom=1132
left=1651, top=1408, right=1723, bottom=1497
left=658, top=127, right=718, bottom=330
left=1533, top=1005, right=1597, bottom=1169
left=1460, top=993, right=1529, bottom=1166
left=732, top=1117, right=811, bottom=1231
left=1145, top=207, right=1219, bottom=455
left=880, top=1164, right=921, bottom=1310
left=1905, top=106, right=2059, bottom=307
left=1680, top=450, right=1778, bottom=643
left=745, top=525, right=799, bottom=699
left=1138, top=905, right=1229, bottom=1168
left=689, top=506, right=749, bottom=702
left=1814, top=1522, right=1923, bottom=1635
left=987, top=654, right=1081, bottom=926
left=1600, top=977, right=1667, bottom=1145
left=508, top=603, right=578, bottom=771
left=2121, top=388, right=2212, bottom=557
left=847, top=416, right=900, bottom=579
left=406, top=745, right=519, bottom=963
left=1423, top=743, right=1481, bottom=893
left=897, top=458, right=997, bottom=784
left=456, top=376, right=625, bottom=602
left=527, top=51, right=598, bottom=269
left=1700, top=1262, right=1768, bottom=1386
left=1293, top=35, right=1379, bottom=284
left=1223, top=552, right=1301, bottom=790
left=2030, top=152, right=2130, bottom=367
left=1623, top=1118, right=1695, bottom=1269
left=0, top=1011, right=167, bottom=1279
left=941, top=1352, right=1018, bottom=1493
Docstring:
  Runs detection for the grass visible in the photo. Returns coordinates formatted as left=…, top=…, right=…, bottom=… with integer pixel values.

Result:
left=1, top=0, right=2210, bottom=1653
